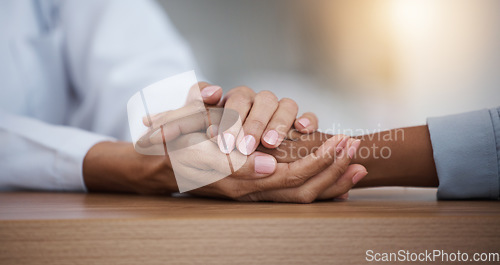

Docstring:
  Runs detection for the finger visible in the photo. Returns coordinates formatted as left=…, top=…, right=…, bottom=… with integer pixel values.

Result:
left=241, top=138, right=357, bottom=203
left=259, top=98, right=298, bottom=149
left=167, top=134, right=249, bottom=192
left=143, top=90, right=235, bottom=146
left=294, top=112, right=319, bottom=134
left=246, top=134, right=348, bottom=193
left=317, top=164, right=368, bottom=200
left=230, top=152, right=277, bottom=180
left=237, top=91, right=279, bottom=155
left=142, top=104, right=203, bottom=128
left=146, top=111, right=209, bottom=145
left=286, top=135, right=350, bottom=179
left=142, top=82, right=221, bottom=128
left=198, top=82, right=223, bottom=105
left=217, top=87, right=255, bottom=153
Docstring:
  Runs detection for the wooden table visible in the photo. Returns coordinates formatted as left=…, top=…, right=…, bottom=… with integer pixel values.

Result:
left=1, top=188, right=499, bottom=264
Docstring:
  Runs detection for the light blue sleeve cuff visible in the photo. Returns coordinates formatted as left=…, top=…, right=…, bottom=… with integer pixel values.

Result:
left=427, top=108, right=500, bottom=200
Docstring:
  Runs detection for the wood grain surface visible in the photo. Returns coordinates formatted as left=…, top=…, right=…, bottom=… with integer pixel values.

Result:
left=1, top=188, right=499, bottom=265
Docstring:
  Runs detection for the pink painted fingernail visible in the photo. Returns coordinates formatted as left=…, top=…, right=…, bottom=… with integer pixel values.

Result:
left=348, top=139, right=361, bottom=159
left=201, top=85, right=221, bottom=98
left=218, top=133, right=235, bottom=154
left=238, top=135, right=256, bottom=155
left=336, top=136, right=349, bottom=153
left=263, top=130, right=279, bottom=146
left=254, top=155, right=276, bottom=174
left=352, top=171, right=368, bottom=185
left=297, top=118, right=310, bottom=128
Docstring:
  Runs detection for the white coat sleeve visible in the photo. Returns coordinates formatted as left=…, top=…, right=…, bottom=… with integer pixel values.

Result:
left=0, top=110, right=114, bottom=191
left=61, top=0, right=203, bottom=141
left=0, top=0, right=202, bottom=191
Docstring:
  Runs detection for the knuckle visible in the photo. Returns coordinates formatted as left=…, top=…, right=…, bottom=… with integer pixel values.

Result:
left=296, top=189, right=316, bottom=204
left=304, top=112, right=318, bottom=122
left=279, top=98, right=298, bottom=112
left=256, top=91, right=279, bottom=106
left=269, top=117, right=293, bottom=134
left=315, top=154, right=333, bottom=170
left=231, top=93, right=253, bottom=106
left=284, top=174, right=307, bottom=188
left=246, top=118, right=267, bottom=132
left=226, top=187, right=245, bottom=199
left=331, top=163, right=347, bottom=178
left=234, top=86, right=254, bottom=95
left=249, top=180, right=264, bottom=193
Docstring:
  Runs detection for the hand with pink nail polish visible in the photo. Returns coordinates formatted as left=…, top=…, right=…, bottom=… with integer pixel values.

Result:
left=180, top=133, right=366, bottom=203
left=86, top=123, right=443, bottom=203
left=138, top=82, right=224, bottom=148
left=133, top=82, right=365, bottom=202
left=233, top=132, right=366, bottom=202
left=212, top=86, right=320, bottom=157
left=84, top=127, right=366, bottom=202
left=236, top=135, right=367, bottom=203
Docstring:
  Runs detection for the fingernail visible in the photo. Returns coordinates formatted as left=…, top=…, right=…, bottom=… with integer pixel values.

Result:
left=348, top=139, right=361, bottom=159
left=263, top=130, right=279, bottom=146
left=201, top=85, right=221, bottom=98
left=238, top=135, right=256, bottom=155
left=297, top=118, right=310, bottom=128
left=336, top=136, right=349, bottom=153
left=352, top=171, right=368, bottom=185
left=218, top=133, right=235, bottom=154
left=254, top=155, right=276, bottom=174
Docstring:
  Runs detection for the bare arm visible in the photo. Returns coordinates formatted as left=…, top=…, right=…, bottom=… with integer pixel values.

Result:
left=83, top=141, right=178, bottom=194
left=352, top=125, right=438, bottom=188
left=259, top=125, right=439, bottom=188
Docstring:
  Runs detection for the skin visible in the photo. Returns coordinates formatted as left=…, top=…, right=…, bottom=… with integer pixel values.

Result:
left=141, top=83, right=318, bottom=153
left=83, top=134, right=364, bottom=203
left=83, top=83, right=366, bottom=203
left=83, top=83, right=438, bottom=202
left=258, top=125, right=439, bottom=190
left=83, top=125, right=439, bottom=202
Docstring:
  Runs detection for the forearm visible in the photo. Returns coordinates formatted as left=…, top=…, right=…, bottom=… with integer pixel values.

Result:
left=352, top=125, right=438, bottom=188
left=83, top=141, right=178, bottom=194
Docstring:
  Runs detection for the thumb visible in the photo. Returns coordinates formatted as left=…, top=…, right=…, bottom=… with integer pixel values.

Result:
left=231, top=152, right=277, bottom=180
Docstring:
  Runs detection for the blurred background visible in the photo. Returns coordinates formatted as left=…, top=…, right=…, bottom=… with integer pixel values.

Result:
left=159, top=0, right=500, bottom=133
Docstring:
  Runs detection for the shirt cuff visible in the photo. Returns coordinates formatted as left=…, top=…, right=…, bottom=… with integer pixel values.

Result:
left=427, top=108, right=500, bottom=200
left=54, top=128, right=115, bottom=192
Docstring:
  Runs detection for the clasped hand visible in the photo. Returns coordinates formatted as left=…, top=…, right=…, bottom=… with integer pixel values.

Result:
left=138, top=82, right=366, bottom=203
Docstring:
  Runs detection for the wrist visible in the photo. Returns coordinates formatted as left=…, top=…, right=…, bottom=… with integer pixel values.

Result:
left=83, top=141, right=177, bottom=194
left=352, top=126, right=438, bottom=188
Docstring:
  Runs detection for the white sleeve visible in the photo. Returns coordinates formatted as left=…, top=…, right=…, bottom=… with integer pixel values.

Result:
left=0, top=110, right=114, bottom=191
left=0, top=0, right=202, bottom=192
left=61, top=0, right=203, bottom=141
